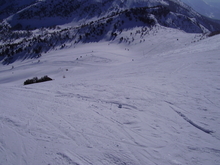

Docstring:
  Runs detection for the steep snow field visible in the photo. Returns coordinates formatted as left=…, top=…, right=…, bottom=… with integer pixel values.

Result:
left=1, top=28, right=220, bottom=165
left=180, top=0, right=220, bottom=20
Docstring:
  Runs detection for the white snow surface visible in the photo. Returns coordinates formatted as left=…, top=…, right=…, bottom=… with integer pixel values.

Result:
left=1, top=28, right=220, bottom=165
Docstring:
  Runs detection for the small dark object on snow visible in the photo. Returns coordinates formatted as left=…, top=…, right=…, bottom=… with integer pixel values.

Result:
left=24, top=75, right=52, bottom=85
left=118, top=104, right=122, bottom=108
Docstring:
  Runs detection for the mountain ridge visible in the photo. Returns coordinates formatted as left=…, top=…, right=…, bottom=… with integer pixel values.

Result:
left=0, top=0, right=220, bottom=64
left=1, top=0, right=219, bottom=30
left=180, top=0, right=220, bottom=20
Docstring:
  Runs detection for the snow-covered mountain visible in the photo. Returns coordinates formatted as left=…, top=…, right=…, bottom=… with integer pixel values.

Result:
left=0, top=0, right=162, bottom=27
left=0, top=0, right=37, bottom=20
left=180, top=0, right=220, bottom=20
left=1, top=1, right=220, bottom=165
left=1, top=0, right=220, bottom=30
left=0, top=0, right=220, bottom=64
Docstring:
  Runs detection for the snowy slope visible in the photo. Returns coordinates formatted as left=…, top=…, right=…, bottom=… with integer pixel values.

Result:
left=1, top=0, right=220, bottom=65
left=1, top=27, right=220, bottom=165
left=180, top=0, right=220, bottom=20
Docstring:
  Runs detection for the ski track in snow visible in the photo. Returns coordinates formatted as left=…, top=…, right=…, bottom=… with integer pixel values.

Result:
left=0, top=29, right=220, bottom=165
left=165, top=101, right=214, bottom=135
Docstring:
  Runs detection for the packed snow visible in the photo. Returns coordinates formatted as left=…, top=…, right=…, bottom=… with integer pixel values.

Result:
left=0, top=28, right=220, bottom=165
